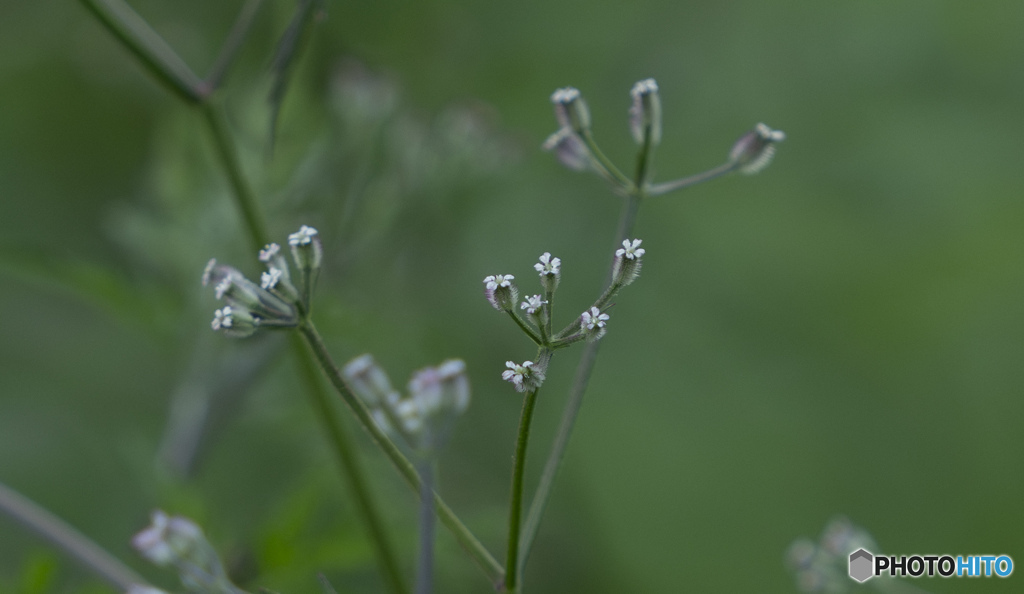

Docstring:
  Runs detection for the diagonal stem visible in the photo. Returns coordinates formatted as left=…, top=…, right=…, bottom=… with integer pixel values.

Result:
left=0, top=481, right=148, bottom=591
left=205, top=0, right=266, bottom=91
left=78, top=0, right=206, bottom=103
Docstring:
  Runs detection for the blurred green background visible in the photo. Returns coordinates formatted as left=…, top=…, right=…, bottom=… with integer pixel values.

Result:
left=1, top=1, right=1023, bottom=593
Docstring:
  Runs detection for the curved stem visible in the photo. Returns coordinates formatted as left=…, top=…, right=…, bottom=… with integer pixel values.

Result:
left=507, top=310, right=543, bottom=346
left=503, top=384, right=541, bottom=593
left=580, top=130, right=633, bottom=191
left=0, top=481, right=148, bottom=591
left=647, top=162, right=738, bottom=196
left=291, top=334, right=408, bottom=594
left=299, top=321, right=505, bottom=586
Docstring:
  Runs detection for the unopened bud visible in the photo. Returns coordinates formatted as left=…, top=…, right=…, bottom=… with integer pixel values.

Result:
left=729, top=123, right=785, bottom=175
left=342, top=354, right=396, bottom=408
left=629, top=78, right=662, bottom=147
left=611, top=239, right=645, bottom=286
left=288, top=224, right=323, bottom=307
left=542, top=128, right=591, bottom=171
left=550, top=87, right=591, bottom=135
left=483, top=274, right=518, bottom=311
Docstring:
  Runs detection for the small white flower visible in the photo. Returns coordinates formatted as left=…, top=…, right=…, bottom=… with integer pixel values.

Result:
left=630, top=78, right=659, bottom=99
left=520, top=295, right=547, bottom=315
left=211, top=307, right=234, bottom=330
left=534, top=253, right=561, bottom=276
left=288, top=225, right=319, bottom=246
left=201, top=258, right=217, bottom=286
left=259, top=243, right=281, bottom=262
left=261, top=267, right=283, bottom=290
left=502, top=360, right=534, bottom=392
left=214, top=276, right=232, bottom=300
left=483, top=274, right=515, bottom=290
left=755, top=122, right=786, bottom=142
left=581, top=306, right=609, bottom=331
left=615, top=239, right=645, bottom=260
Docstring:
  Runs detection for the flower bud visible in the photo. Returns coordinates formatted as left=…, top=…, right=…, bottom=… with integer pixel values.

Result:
left=205, top=262, right=297, bottom=324
left=483, top=274, right=518, bottom=311
left=342, top=354, right=397, bottom=408
left=611, top=239, right=645, bottom=286
left=541, top=128, right=591, bottom=171
left=729, top=123, right=786, bottom=175
left=211, top=305, right=257, bottom=338
left=629, top=78, right=662, bottom=147
left=550, top=87, right=591, bottom=135
left=533, top=252, right=561, bottom=293
left=288, top=225, right=323, bottom=307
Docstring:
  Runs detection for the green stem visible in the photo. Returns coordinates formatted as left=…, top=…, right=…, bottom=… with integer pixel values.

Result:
left=580, top=130, right=633, bottom=191
left=205, top=0, right=265, bottom=91
left=517, top=191, right=642, bottom=580
left=291, top=334, right=408, bottom=594
left=414, top=459, right=437, bottom=594
left=299, top=321, right=505, bottom=586
left=78, top=0, right=206, bottom=103
left=503, top=384, right=542, bottom=593
left=507, top=310, right=543, bottom=346
left=646, top=162, right=738, bottom=196
left=201, top=102, right=271, bottom=252
left=0, top=481, right=148, bottom=591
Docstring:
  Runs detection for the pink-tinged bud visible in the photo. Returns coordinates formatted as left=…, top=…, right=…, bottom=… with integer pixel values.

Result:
left=729, top=123, right=785, bottom=175
left=629, top=78, right=662, bottom=147
left=550, top=87, right=591, bottom=135
left=542, top=128, right=592, bottom=171
left=483, top=274, right=518, bottom=311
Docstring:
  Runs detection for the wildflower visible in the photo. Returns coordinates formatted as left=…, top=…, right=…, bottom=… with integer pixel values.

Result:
left=729, top=123, right=786, bottom=175
left=211, top=306, right=256, bottom=338
left=343, top=354, right=397, bottom=408
left=131, top=511, right=204, bottom=567
left=611, top=239, right=645, bottom=286
left=534, top=252, right=561, bottom=293
left=502, top=360, right=534, bottom=392
left=629, top=78, right=662, bottom=147
left=288, top=225, right=319, bottom=247
left=580, top=306, right=609, bottom=342
left=483, top=274, right=519, bottom=311
left=520, top=295, right=546, bottom=316
left=258, top=243, right=281, bottom=262
left=551, top=87, right=591, bottom=135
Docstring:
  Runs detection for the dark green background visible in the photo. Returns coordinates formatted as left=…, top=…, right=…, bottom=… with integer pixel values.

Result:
left=1, top=1, right=1022, bottom=592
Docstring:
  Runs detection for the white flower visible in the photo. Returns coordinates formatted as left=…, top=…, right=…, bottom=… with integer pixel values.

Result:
left=259, top=243, right=281, bottom=262
left=615, top=239, right=645, bottom=260
left=534, top=252, right=561, bottom=276
left=520, top=295, right=547, bottom=315
left=288, top=225, right=319, bottom=246
left=214, top=276, right=232, bottom=300
left=211, top=306, right=234, bottom=330
left=501, top=360, right=534, bottom=392
left=755, top=122, right=786, bottom=142
left=261, top=267, right=283, bottom=290
left=581, top=306, right=609, bottom=331
left=483, top=274, right=515, bottom=290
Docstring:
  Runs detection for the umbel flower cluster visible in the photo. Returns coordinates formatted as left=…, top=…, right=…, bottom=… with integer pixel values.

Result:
left=130, top=510, right=242, bottom=594
left=343, top=354, right=471, bottom=453
left=485, top=239, right=647, bottom=392
left=202, top=225, right=323, bottom=336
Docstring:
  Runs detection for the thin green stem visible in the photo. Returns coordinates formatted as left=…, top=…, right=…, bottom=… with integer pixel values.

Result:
left=580, top=130, right=633, bottom=191
left=517, top=191, right=642, bottom=580
left=299, top=321, right=505, bottom=586
left=291, top=334, right=408, bottom=594
left=0, top=481, right=148, bottom=591
left=201, top=102, right=270, bottom=252
left=503, top=384, right=542, bottom=593
left=205, top=0, right=265, bottom=91
left=646, top=161, right=738, bottom=196
left=507, top=310, right=543, bottom=346
left=78, top=0, right=206, bottom=103
left=414, top=459, right=437, bottom=594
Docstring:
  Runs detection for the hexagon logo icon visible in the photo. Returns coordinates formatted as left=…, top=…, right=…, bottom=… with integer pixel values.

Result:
left=849, top=548, right=874, bottom=583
